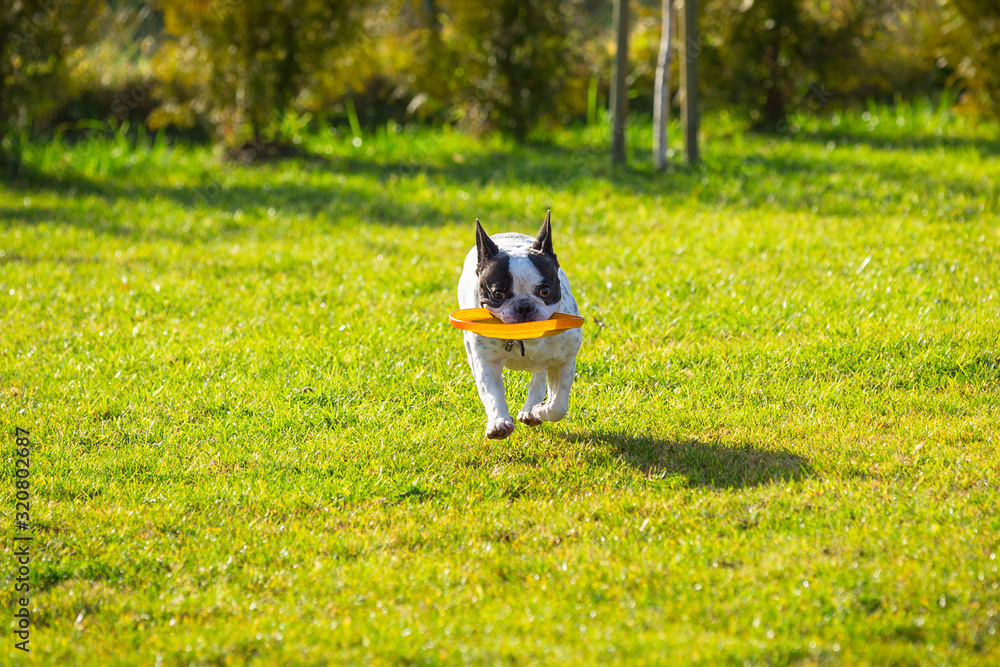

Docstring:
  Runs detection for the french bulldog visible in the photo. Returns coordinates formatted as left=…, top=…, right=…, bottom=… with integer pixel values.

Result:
left=457, top=211, right=583, bottom=439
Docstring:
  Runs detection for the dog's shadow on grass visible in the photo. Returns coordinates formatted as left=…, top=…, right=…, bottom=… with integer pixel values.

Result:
left=565, top=431, right=812, bottom=489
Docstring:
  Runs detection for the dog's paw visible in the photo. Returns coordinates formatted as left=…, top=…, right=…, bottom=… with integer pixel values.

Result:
left=531, top=401, right=568, bottom=423
left=517, top=410, right=543, bottom=427
left=485, top=416, right=516, bottom=439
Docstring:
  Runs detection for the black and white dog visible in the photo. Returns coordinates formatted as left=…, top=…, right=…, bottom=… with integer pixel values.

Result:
left=457, top=212, right=583, bottom=439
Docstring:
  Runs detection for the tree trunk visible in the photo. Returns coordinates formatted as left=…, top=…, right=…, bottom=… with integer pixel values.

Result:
left=678, top=0, right=699, bottom=163
left=0, top=17, right=9, bottom=163
left=761, top=35, right=787, bottom=130
left=275, top=14, right=299, bottom=138
left=653, top=0, right=674, bottom=170
left=611, top=0, right=629, bottom=166
left=423, top=0, right=440, bottom=31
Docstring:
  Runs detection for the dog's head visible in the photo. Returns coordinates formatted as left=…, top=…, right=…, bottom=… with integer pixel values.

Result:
left=475, top=211, right=562, bottom=325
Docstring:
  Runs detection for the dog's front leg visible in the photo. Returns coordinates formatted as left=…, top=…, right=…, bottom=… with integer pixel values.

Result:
left=518, top=371, right=547, bottom=426
left=531, top=358, right=576, bottom=423
left=472, top=358, right=515, bottom=439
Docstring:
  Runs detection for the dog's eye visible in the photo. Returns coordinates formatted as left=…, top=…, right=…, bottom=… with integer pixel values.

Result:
left=492, top=290, right=505, bottom=301
left=539, top=286, right=551, bottom=298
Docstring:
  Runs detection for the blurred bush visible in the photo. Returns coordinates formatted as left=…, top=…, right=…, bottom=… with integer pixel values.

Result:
left=51, top=3, right=170, bottom=135
left=5, top=0, right=1000, bottom=157
left=334, top=0, right=600, bottom=138
left=697, top=0, right=924, bottom=129
left=696, top=0, right=1000, bottom=126
left=0, top=0, right=99, bottom=168
left=945, top=0, right=1000, bottom=119
left=425, top=0, right=592, bottom=138
left=152, top=0, right=369, bottom=144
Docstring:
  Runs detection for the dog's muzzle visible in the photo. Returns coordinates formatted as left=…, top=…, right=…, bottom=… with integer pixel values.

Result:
left=503, top=298, right=542, bottom=324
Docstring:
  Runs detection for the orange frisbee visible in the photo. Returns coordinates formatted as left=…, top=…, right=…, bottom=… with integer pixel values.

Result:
left=449, top=308, right=583, bottom=340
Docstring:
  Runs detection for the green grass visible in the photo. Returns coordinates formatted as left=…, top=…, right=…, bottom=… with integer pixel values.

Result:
left=2, top=106, right=999, bottom=665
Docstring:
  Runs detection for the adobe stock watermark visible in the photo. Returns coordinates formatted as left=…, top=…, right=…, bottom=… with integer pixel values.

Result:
left=6, top=0, right=64, bottom=60
left=110, top=78, right=157, bottom=126
left=12, top=427, right=33, bottom=653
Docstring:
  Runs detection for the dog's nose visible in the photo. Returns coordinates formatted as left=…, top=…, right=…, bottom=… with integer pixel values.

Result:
left=514, top=301, right=533, bottom=317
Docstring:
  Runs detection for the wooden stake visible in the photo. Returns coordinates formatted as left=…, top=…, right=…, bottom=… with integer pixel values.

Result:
left=653, top=0, right=674, bottom=170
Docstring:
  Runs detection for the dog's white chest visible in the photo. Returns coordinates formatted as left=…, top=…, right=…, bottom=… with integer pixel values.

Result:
left=467, top=328, right=583, bottom=373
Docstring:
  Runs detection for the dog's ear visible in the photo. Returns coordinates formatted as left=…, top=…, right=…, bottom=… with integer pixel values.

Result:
left=476, top=218, right=500, bottom=267
left=531, top=210, right=557, bottom=259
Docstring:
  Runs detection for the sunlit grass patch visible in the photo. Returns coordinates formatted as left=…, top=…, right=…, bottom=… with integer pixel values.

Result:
left=1, top=107, right=998, bottom=664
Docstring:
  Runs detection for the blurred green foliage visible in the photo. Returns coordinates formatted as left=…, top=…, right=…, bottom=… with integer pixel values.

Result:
left=423, top=0, right=591, bottom=139
left=3, top=0, right=1000, bottom=152
left=699, top=0, right=900, bottom=130
left=684, top=0, right=1000, bottom=130
left=153, top=0, right=367, bottom=144
left=0, top=0, right=98, bottom=167
left=948, top=0, right=1000, bottom=118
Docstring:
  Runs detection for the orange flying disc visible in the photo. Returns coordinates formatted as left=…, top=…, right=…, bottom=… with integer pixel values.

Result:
left=449, top=308, right=583, bottom=340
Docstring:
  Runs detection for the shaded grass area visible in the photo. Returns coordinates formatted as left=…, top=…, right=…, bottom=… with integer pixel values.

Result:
left=1, top=107, right=999, bottom=664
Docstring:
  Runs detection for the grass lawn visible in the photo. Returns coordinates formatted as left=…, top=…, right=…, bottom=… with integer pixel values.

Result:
left=2, top=105, right=999, bottom=664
